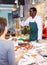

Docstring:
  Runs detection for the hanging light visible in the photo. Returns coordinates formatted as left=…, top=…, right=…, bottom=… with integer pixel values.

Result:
left=32, top=0, right=35, bottom=4
left=15, top=0, right=18, bottom=3
left=14, top=0, right=19, bottom=8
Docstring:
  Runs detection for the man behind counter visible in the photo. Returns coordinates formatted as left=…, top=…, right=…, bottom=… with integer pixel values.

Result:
left=20, top=7, right=43, bottom=41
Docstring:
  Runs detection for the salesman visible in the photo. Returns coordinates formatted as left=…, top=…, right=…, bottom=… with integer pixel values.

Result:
left=20, top=7, right=43, bottom=41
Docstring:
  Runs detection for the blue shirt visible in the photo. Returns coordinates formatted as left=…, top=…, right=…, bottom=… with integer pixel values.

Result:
left=0, top=40, right=18, bottom=65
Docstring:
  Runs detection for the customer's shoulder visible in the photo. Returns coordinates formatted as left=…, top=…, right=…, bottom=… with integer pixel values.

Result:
left=0, top=40, right=13, bottom=46
left=6, top=40, right=14, bottom=46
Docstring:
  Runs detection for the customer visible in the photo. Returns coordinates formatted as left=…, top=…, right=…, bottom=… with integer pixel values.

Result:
left=0, top=17, right=18, bottom=65
left=20, top=7, right=43, bottom=41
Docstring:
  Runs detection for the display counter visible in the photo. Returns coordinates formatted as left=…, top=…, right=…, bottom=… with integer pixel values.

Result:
left=9, top=37, right=47, bottom=65
left=14, top=40, right=47, bottom=65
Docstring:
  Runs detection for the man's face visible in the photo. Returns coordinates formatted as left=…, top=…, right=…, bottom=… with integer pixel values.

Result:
left=29, top=9, right=36, bottom=17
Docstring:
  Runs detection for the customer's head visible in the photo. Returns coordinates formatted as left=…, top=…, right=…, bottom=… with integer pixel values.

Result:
left=29, top=7, right=37, bottom=18
left=0, top=17, right=7, bottom=36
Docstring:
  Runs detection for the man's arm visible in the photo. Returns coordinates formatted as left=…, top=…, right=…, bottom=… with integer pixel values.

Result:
left=19, top=18, right=30, bottom=26
left=37, top=16, right=43, bottom=40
